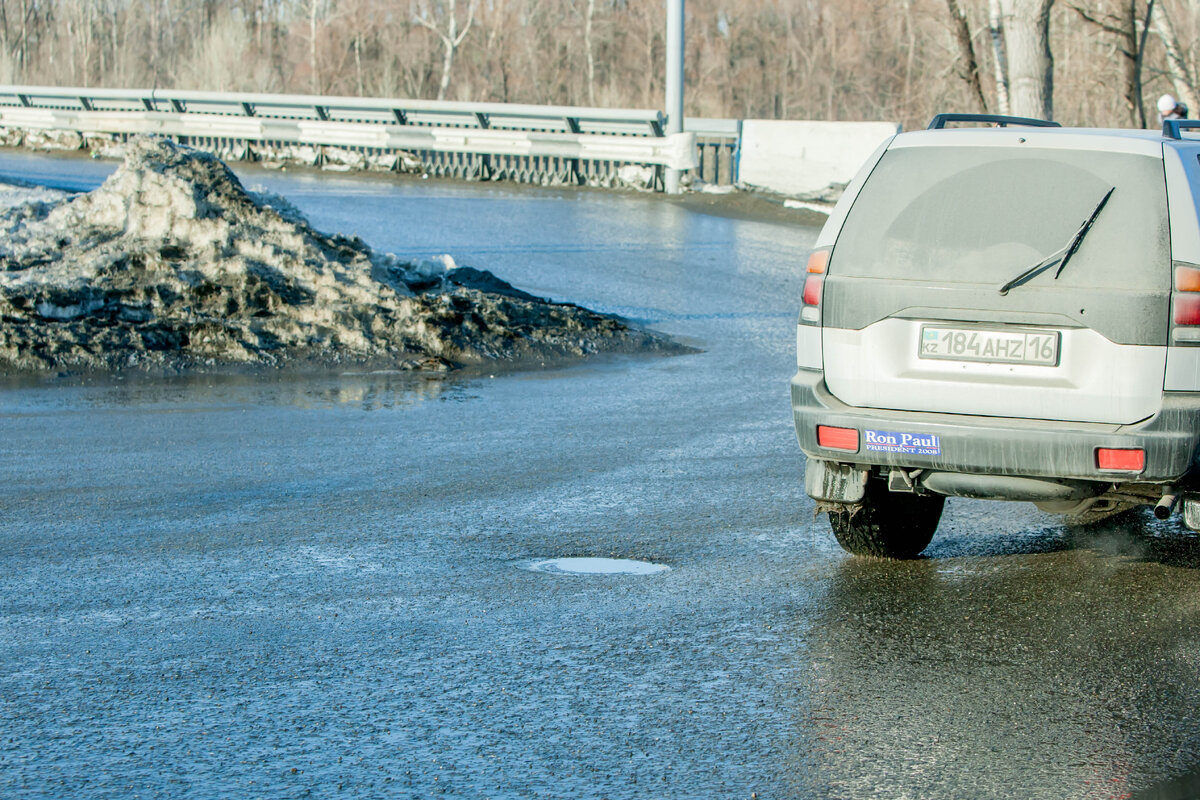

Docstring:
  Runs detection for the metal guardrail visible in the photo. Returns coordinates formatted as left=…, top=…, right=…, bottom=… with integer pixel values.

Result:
left=0, top=85, right=729, bottom=189
left=0, top=86, right=671, bottom=137
left=686, top=117, right=740, bottom=185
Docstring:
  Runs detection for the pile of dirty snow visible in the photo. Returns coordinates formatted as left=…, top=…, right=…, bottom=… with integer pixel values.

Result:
left=0, top=137, right=679, bottom=373
left=0, top=180, right=68, bottom=211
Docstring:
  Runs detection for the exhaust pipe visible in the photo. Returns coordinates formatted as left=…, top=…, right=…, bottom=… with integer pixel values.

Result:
left=1155, top=492, right=1180, bottom=520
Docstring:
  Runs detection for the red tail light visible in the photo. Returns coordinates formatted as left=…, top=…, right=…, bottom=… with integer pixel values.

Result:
left=801, top=249, right=830, bottom=324
left=1172, top=266, right=1200, bottom=342
left=1096, top=447, right=1145, bottom=472
left=802, top=275, right=824, bottom=306
left=1176, top=294, right=1200, bottom=326
left=817, top=425, right=859, bottom=452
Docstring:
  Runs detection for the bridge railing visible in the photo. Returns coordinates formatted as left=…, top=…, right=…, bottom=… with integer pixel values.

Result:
left=686, top=117, right=740, bottom=185
left=0, top=86, right=671, bottom=136
left=0, top=85, right=720, bottom=189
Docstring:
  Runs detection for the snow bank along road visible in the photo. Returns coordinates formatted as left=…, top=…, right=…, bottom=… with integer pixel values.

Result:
left=0, top=138, right=676, bottom=373
left=3, top=151, right=1200, bottom=799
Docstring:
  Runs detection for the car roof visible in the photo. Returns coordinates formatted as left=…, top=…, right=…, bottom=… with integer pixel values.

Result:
left=891, top=126, right=1172, bottom=157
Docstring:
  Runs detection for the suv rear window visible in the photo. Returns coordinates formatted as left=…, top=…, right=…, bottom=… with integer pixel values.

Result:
left=831, top=145, right=1170, bottom=290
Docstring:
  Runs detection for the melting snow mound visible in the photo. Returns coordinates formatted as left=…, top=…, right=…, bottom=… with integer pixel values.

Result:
left=0, top=137, right=680, bottom=373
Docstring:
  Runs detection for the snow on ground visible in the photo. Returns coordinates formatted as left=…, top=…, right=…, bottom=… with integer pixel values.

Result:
left=0, top=181, right=69, bottom=210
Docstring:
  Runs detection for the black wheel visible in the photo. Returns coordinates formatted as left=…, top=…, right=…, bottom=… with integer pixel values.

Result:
left=827, top=484, right=945, bottom=559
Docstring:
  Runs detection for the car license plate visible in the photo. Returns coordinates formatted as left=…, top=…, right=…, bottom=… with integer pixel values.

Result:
left=919, top=325, right=1060, bottom=366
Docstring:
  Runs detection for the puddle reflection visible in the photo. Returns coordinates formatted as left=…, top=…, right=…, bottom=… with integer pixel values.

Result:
left=794, top=551, right=1200, bottom=798
left=933, top=501, right=1200, bottom=569
left=0, top=368, right=468, bottom=413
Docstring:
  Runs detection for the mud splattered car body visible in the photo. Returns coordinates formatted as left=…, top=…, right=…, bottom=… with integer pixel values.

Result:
left=794, top=114, right=1200, bottom=557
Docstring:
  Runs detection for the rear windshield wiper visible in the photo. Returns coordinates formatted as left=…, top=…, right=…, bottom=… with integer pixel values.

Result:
left=998, top=186, right=1115, bottom=296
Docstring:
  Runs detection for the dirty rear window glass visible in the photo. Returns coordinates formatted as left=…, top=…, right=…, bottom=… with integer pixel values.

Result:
left=831, top=145, right=1170, bottom=289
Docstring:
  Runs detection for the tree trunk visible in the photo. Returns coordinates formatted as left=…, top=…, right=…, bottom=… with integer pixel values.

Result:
left=354, top=33, right=364, bottom=96
left=946, top=0, right=989, bottom=112
left=438, top=37, right=454, bottom=101
left=309, top=0, right=319, bottom=94
left=416, top=0, right=475, bottom=102
left=1072, top=1, right=1154, bottom=128
left=1132, top=0, right=1154, bottom=128
left=1153, top=3, right=1198, bottom=113
left=66, top=14, right=75, bottom=84
left=989, top=0, right=1011, bottom=114
left=584, top=0, right=596, bottom=106
left=999, top=0, right=1055, bottom=120
left=903, top=0, right=915, bottom=110
left=0, top=2, right=9, bottom=73
left=18, top=0, right=28, bottom=72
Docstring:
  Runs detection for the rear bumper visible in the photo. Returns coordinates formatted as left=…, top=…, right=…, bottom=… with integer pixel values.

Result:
left=792, top=369, right=1200, bottom=485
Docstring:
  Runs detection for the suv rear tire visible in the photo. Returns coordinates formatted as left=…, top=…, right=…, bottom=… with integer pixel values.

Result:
left=828, top=484, right=945, bottom=559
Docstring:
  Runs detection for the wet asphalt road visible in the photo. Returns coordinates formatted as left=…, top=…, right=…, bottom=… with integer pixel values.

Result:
left=3, top=154, right=1200, bottom=799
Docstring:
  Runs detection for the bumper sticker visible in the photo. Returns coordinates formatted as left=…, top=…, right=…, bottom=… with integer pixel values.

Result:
left=864, top=429, right=942, bottom=456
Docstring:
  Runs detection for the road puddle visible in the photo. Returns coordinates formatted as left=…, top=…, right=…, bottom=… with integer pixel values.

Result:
left=523, top=557, right=670, bottom=576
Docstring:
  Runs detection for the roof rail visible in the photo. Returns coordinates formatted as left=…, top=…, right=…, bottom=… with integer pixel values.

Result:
left=928, top=113, right=1061, bottom=130
left=1163, top=120, right=1200, bottom=139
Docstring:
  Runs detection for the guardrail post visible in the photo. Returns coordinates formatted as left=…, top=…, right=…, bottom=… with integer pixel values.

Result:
left=474, top=113, right=493, bottom=179
left=564, top=117, right=584, bottom=184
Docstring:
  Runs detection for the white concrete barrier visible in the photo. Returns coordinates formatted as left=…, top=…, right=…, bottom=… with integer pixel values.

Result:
left=737, top=120, right=900, bottom=198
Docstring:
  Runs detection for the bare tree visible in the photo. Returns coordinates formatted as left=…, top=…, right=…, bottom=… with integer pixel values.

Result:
left=344, top=0, right=378, bottom=96
left=295, top=0, right=335, bottom=94
left=988, top=0, right=1011, bottom=113
left=415, top=0, right=477, bottom=101
left=1072, top=0, right=1156, bottom=127
left=998, top=0, right=1056, bottom=119
left=582, top=0, right=597, bottom=105
left=1152, top=1, right=1198, bottom=113
left=945, top=0, right=989, bottom=111
left=5, top=0, right=1200, bottom=134
left=1, top=0, right=47, bottom=75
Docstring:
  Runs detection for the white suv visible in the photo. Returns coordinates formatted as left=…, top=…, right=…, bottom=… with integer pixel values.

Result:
left=793, top=113, right=1200, bottom=557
